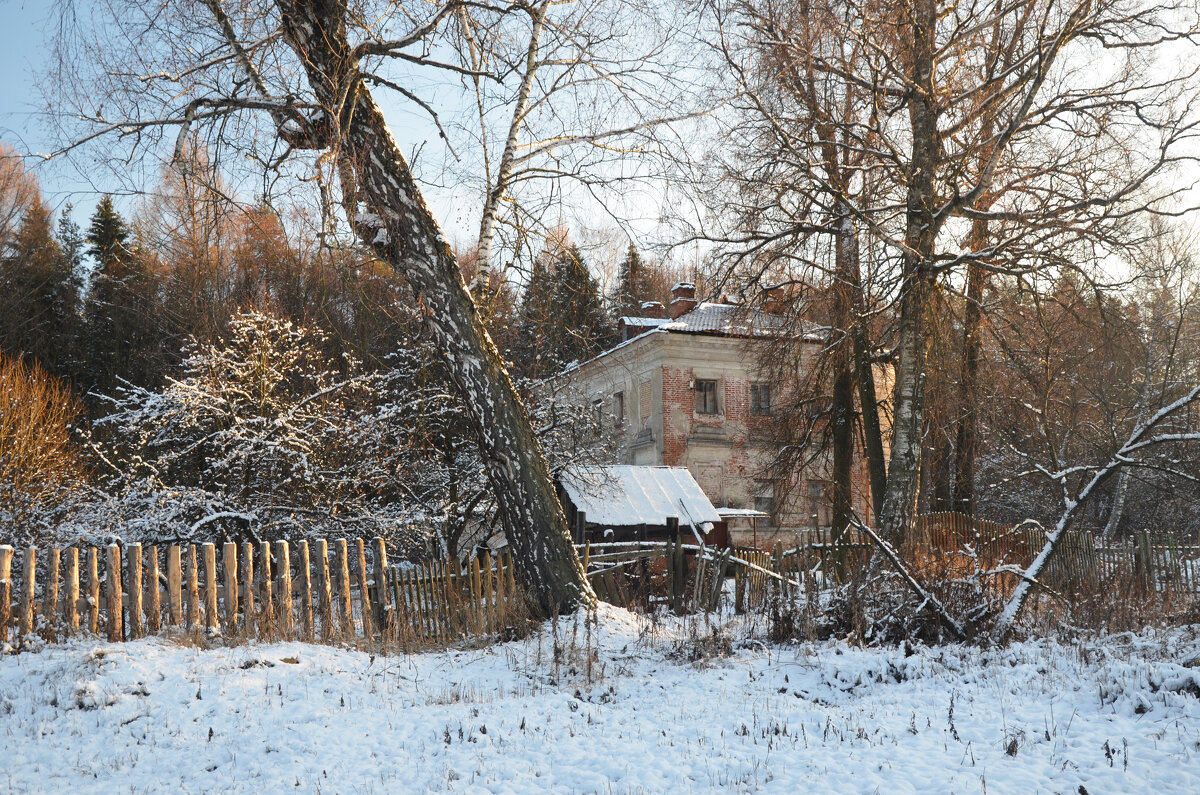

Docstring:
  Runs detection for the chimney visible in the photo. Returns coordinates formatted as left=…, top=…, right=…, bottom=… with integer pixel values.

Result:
left=762, top=285, right=787, bottom=315
left=669, top=282, right=697, bottom=319
left=640, top=300, right=665, bottom=319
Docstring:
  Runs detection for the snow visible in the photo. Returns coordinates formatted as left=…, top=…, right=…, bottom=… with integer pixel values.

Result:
left=560, top=465, right=722, bottom=527
left=3, top=608, right=1200, bottom=793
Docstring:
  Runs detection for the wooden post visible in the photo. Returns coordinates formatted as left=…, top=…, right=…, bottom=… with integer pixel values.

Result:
left=315, top=539, right=333, bottom=640
left=166, top=546, right=182, bottom=627
left=42, top=547, right=60, bottom=641
left=240, top=541, right=255, bottom=633
left=223, top=542, right=239, bottom=635
left=146, top=546, right=161, bottom=634
left=734, top=562, right=746, bottom=615
left=298, top=540, right=314, bottom=641
left=185, top=545, right=200, bottom=631
left=0, top=546, right=12, bottom=640
left=258, top=541, right=274, bottom=638
left=127, top=543, right=143, bottom=640
left=356, top=538, right=373, bottom=638
left=372, top=538, right=388, bottom=635
left=65, top=547, right=80, bottom=635
left=106, top=544, right=123, bottom=642
left=396, top=567, right=411, bottom=641
left=275, top=540, right=293, bottom=638
left=335, top=539, right=353, bottom=635
left=19, top=547, right=36, bottom=639
left=87, top=547, right=100, bottom=634
left=202, top=542, right=218, bottom=635
left=390, top=567, right=406, bottom=648
left=483, top=557, right=495, bottom=634
left=471, top=557, right=484, bottom=634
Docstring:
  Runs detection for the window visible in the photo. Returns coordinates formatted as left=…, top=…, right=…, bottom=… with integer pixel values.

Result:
left=613, top=391, right=625, bottom=424
left=754, top=494, right=775, bottom=515
left=591, top=398, right=603, bottom=424
left=695, top=379, right=719, bottom=414
left=750, top=383, right=771, bottom=415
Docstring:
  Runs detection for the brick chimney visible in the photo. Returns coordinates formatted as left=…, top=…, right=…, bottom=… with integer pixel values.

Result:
left=669, top=282, right=697, bottom=319
left=640, top=300, right=665, bottom=319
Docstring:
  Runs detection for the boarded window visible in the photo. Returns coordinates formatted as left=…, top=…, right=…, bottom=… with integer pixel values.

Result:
left=695, top=379, right=719, bottom=414
left=750, top=383, right=771, bottom=415
left=639, top=379, right=652, bottom=421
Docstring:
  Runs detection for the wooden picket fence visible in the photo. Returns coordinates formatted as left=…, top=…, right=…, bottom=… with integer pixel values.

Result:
left=910, top=512, right=1200, bottom=597
left=0, top=538, right=524, bottom=650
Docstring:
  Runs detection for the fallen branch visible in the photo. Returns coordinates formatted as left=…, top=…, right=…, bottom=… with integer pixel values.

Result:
left=849, top=515, right=967, bottom=640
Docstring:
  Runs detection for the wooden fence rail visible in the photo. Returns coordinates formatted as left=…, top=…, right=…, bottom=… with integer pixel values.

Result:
left=0, top=539, right=524, bottom=650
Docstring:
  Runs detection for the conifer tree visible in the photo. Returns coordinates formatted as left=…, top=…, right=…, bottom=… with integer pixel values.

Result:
left=83, top=196, right=162, bottom=395
left=0, top=198, right=78, bottom=377
left=548, top=244, right=613, bottom=367
left=612, top=243, right=648, bottom=318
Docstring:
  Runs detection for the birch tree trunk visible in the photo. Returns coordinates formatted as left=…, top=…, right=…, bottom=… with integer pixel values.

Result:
left=876, top=0, right=940, bottom=547
left=275, top=0, right=593, bottom=615
left=471, top=2, right=548, bottom=297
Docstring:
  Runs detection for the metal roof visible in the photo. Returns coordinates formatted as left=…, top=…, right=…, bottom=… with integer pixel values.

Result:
left=559, top=465, right=722, bottom=527
left=619, top=302, right=823, bottom=339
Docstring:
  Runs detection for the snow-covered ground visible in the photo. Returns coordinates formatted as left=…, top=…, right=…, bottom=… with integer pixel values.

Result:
left=3, top=606, right=1200, bottom=794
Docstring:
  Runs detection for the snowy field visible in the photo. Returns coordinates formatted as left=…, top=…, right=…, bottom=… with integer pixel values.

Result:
left=3, top=606, right=1200, bottom=794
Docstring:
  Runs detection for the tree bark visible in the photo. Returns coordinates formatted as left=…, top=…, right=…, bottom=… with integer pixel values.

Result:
left=952, top=239, right=986, bottom=516
left=276, top=0, right=593, bottom=615
left=830, top=205, right=857, bottom=543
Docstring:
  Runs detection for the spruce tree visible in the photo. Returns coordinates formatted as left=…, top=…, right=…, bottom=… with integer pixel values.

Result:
left=613, top=243, right=647, bottom=318
left=547, top=244, right=614, bottom=368
left=0, top=199, right=77, bottom=377
left=83, top=196, right=162, bottom=395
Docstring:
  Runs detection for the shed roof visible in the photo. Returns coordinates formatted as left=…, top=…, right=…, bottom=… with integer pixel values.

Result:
left=559, top=465, right=721, bottom=527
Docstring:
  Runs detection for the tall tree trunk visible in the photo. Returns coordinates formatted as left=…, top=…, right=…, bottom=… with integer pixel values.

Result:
left=854, top=327, right=887, bottom=521
left=276, top=0, right=593, bottom=615
left=830, top=204, right=857, bottom=541
left=877, top=0, right=939, bottom=546
left=952, top=218, right=989, bottom=516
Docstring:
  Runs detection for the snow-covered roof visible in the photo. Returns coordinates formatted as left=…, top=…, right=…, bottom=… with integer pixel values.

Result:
left=618, top=302, right=823, bottom=340
left=559, top=465, right=721, bottom=527
left=619, top=316, right=670, bottom=328
left=716, top=507, right=770, bottom=518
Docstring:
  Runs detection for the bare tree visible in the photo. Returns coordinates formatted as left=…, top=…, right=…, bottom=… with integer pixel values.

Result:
left=702, top=0, right=1200, bottom=546
left=45, top=0, right=598, bottom=613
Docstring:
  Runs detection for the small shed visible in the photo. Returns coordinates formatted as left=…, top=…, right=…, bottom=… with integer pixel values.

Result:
left=557, top=465, right=723, bottom=545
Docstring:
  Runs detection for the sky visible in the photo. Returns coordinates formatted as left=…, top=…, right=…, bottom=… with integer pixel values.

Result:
left=0, top=0, right=486, bottom=241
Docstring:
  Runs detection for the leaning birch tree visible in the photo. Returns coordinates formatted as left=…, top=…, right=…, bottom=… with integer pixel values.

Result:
left=45, top=0, right=599, bottom=613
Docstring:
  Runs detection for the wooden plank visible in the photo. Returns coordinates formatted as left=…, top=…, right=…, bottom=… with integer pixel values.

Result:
left=258, top=541, right=274, bottom=638
left=315, top=539, right=333, bottom=640
left=356, top=539, right=373, bottom=638
left=390, top=566, right=405, bottom=648
left=166, top=546, right=182, bottom=627
left=19, top=547, right=36, bottom=639
left=87, top=547, right=100, bottom=634
left=276, top=540, right=293, bottom=638
left=65, top=547, right=80, bottom=635
left=146, top=546, right=161, bottom=634
left=223, top=542, right=239, bottom=635
left=298, top=540, right=314, bottom=641
left=413, top=565, right=431, bottom=639
left=471, top=557, right=483, bottom=634
left=42, top=547, right=60, bottom=641
left=240, top=541, right=255, bottom=633
left=185, top=545, right=200, bottom=630
left=105, top=544, right=123, bottom=642
left=0, top=545, right=12, bottom=640
left=335, top=539, right=353, bottom=635
left=127, top=544, right=143, bottom=640
left=202, top=542, right=219, bottom=635
left=483, top=557, right=495, bottom=634
left=372, top=538, right=389, bottom=636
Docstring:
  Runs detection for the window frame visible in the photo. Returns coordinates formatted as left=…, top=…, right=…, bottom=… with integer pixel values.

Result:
left=694, top=379, right=720, bottom=415
left=750, top=383, right=772, bottom=416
